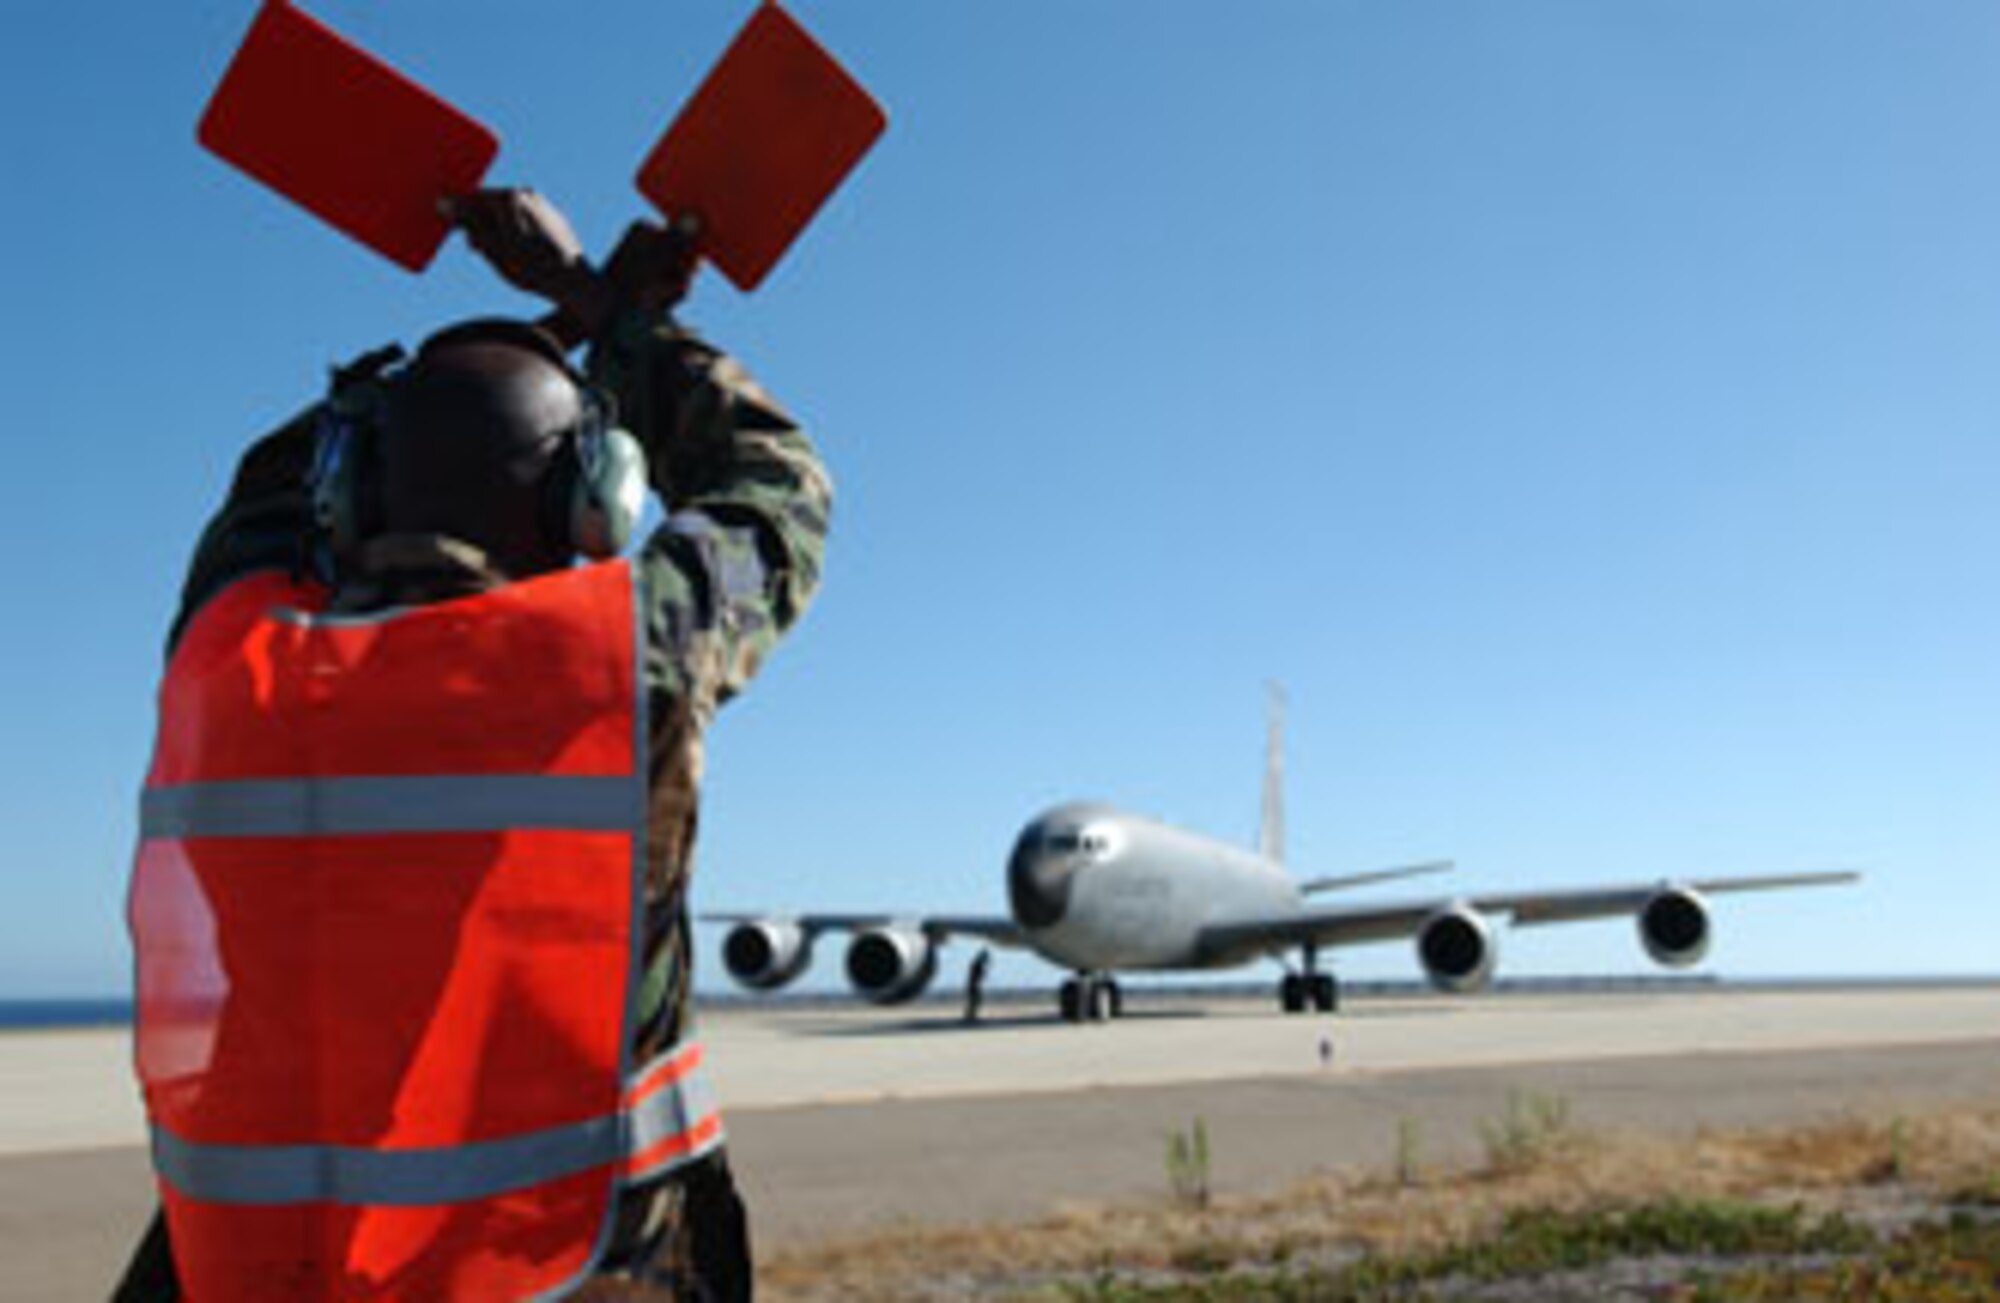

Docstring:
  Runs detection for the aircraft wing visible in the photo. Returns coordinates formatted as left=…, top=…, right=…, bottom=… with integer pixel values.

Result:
left=700, top=911, right=1027, bottom=947
left=1296, top=858, right=1454, bottom=896
left=1476, top=872, right=1862, bottom=927
left=1195, top=871, right=1861, bottom=960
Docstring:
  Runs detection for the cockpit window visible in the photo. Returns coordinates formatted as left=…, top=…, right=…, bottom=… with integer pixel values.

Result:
left=1047, top=827, right=1113, bottom=857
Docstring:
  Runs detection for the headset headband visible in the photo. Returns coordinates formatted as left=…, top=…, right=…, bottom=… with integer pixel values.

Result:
left=311, top=320, right=647, bottom=567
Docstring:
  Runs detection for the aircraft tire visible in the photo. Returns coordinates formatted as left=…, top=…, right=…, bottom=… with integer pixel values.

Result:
left=1085, top=978, right=1112, bottom=1022
left=1280, top=974, right=1307, bottom=1014
left=1059, top=978, right=1083, bottom=1023
left=1106, top=978, right=1124, bottom=1019
left=1311, top=973, right=1338, bottom=1013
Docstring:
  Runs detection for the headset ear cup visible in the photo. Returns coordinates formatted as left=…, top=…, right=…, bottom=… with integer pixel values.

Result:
left=570, top=425, right=649, bottom=559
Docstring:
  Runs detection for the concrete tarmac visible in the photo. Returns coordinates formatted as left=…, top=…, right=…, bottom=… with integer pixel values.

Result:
left=6, top=985, right=1995, bottom=1298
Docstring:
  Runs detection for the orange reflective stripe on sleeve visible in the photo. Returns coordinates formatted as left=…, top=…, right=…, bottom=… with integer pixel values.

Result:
left=620, top=1042, right=726, bottom=1185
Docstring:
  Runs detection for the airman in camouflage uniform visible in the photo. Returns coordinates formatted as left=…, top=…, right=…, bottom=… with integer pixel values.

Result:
left=116, top=194, right=830, bottom=1302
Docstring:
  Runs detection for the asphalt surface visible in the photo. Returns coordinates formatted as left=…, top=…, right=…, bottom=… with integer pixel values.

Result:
left=6, top=986, right=1996, bottom=1299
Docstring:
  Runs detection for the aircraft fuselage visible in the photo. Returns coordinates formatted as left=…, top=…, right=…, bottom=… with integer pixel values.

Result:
left=1008, top=802, right=1297, bottom=972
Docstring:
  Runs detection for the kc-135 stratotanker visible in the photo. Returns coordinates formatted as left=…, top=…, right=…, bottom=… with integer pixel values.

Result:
left=708, top=691, right=1859, bottom=1023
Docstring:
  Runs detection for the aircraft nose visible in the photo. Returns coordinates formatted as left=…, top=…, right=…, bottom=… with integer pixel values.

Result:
left=1008, top=826, right=1076, bottom=929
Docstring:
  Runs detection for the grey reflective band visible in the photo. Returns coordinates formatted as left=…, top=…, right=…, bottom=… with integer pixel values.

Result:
left=142, top=774, right=636, bottom=840
left=154, top=1054, right=722, bottom=1207
left=154, top=1110, right=623, bottom=1208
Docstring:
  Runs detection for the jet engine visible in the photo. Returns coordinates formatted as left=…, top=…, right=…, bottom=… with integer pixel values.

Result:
left=1638, top=885, right=1711, bottom=968
left=1416, top=903, right=1497, bottom=993
left=721, top=920, right=814, bottom=991
left=844, top=926, right=938, bottom=1005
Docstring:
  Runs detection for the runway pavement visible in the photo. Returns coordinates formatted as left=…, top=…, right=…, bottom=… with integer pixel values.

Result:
left=4, top=984, right=1995, bottom=1297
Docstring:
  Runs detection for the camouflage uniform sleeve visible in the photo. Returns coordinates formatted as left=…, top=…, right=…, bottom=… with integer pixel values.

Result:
left=585, top=307, right=832, bottom=1073
left=165, top=408, right=320, bottom=656
left=588, top=309, right=833, bottom=722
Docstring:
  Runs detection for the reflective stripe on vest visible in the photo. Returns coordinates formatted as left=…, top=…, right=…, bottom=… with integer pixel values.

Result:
left=129, top=562, right=691, bottom=1301
left=141, top=774, right=638, bottom=839
left=151, top=1042, right=725, bottom=1207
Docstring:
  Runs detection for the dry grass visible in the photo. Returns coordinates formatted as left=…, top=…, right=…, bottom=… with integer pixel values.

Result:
left=756, top=1101, right=2000, bottom=1301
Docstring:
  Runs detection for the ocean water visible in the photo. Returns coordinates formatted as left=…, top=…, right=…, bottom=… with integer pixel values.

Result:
left=0, top=999, right=133, bottom=1030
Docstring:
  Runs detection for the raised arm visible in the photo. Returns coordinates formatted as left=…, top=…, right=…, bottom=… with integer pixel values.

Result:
left=448, top=187, right=833, bottom=704
left=591, top=307, right=833, bottom=710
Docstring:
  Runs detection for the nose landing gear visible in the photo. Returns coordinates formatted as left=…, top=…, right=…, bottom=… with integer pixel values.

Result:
left=1059, top=972, right=1123, bottom=1023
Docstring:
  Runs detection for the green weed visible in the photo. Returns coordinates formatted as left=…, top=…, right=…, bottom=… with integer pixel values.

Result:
left=1863, top=1115, right=1912, bottom=1185
left=1478, top=1087, right=1573, bottom=1175
left=1165, top=1117, right=1212, bottom=1212
left=1393, top=1116, right=1423, bottom=1188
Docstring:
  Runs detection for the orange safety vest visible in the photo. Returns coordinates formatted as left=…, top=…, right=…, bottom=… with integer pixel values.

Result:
left=128, top=562, right=723, bottom=1302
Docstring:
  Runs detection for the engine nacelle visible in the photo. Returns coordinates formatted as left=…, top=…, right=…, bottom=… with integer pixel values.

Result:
left=721, top=920, right=814, bottom=991
left=1417, top=903, right=1498, bottom=993
left=844, top=926, right=938, bottom=1005
left=1639, top=885, right=1711, bottom=968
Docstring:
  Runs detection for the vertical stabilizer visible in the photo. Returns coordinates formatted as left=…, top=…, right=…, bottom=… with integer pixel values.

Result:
left=1258, top=682, right=1287, bottom=863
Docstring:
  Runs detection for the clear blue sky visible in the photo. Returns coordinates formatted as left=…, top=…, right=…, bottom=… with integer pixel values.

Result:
left=3, top=2, right=1994, bottom=998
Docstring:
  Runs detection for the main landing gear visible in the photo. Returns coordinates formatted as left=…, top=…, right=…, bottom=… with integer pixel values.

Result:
left=1279, top=944, right=1339, bottom=1014
left=1280, top=971, right=1338, bottom=1014
left=1059, top=972, right=1123, bottom=1023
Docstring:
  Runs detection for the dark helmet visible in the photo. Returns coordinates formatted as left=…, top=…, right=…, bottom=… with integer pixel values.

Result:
left=370, top=319, right=593, bottom=578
